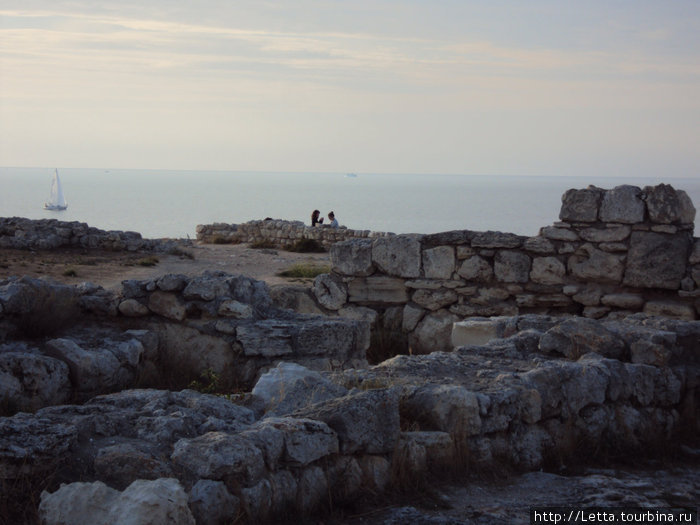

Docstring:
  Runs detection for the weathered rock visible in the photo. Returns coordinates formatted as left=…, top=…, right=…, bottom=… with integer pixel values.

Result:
left=578, top=225, right=631, bottom=243
left=403, top=384, right=481, bottom=436
left=252, top=417, right=338, bottom=466
left=269, top=285, right=323, bottom=315
left=182, top=274, right=231, bottom=301
left=39, top=478, right=195, bottom=525
left=94, top=442, right=175, bottom=489
left=559, top=187, right=603, bottom=222
left=294, top=388, right=400, bottom=454
left=630, top=340, right=672, bottom=367
left=422, top=246, right=455, bottom=279
left=411, top=288, right=458, bottom=311
left=358, top=455, right=391, bottom=492
left=330, top=239, right=374, bottom=276
left=251, top=362, right=347, bottom=416
left=539, top=318, right=626, bottom=360
left=644, top=184, right=683, bottom=224
left=457, top=256, right=493, bottom=282
left=409, top=309, right=459, bottom=354
left=372, top=235, right=421, bottom=278
left=600, top=293, right=644, bottom=310
left=312, top=273, right=347, bottom=311
left=118, top=299, right=149, bottom=317
left=189, top=480, right=239, bottom=525
left=624, top=232, right=691, bottom=289
left=217, top=299, right=254, bottom=318
left=147, top=291, right=186, bottom=321
left=452, top=318, right=509, bottom=347
left=494, top=251, right=531, bottom=283
left=530, top=257, right=566, bottom=285
left=523, top=236, right=555, bottom=254
left=0, top=353, right=71, bottom=412
left=171, top=432, right=265, bottom=486
left=643, top=301, right=696, bottom=320
left=676, top=190, right=696, bottom=224
left=568, top=244, right=625, bottom=284
left=347, top=276, right=408, bottom=303
left=572, top=285, right=603, bottom=306
left=599, top=185, right=645, bottom=223
left=397, top=431, right=456, bottom=473
left=471, top=231, right=524, bottom=249
left=297, top=465, right=327, bottom=513
left=236, top=320, right=294, bottom=357
left=541, top=226, right=579, bottom=241
left=402, top=303, right=426, bottom=332
left=155, top=274, right=188, bottom=292
left=157, top=324, right=235, bottom=377
left=45, top=338, right=124, bottom=393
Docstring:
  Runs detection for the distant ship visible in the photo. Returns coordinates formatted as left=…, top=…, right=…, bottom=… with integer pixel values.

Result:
left=44, top=168, right=68, bottom=210
left=345, top=173, right=358, bottom=178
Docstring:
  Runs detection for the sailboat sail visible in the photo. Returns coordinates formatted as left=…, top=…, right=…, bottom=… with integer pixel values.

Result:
left=44, top=169, right=67, bottom=210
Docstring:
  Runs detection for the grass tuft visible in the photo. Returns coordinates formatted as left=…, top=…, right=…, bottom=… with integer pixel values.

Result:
left=62, top=268, right=77, bottom=277
left=286, top=238, right=325, bottom=253
left=137, top=256, right=159, bottom=267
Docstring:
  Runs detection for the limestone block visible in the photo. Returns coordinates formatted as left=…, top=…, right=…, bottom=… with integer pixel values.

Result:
left=541, top=226, right=579, bottom=241
left=147, top=291, right=186, bottom=321
left=171, top=432, right=265, bottom=485
left=630, top=340, right=672, bottom=367
left=118, top=299, right=149, bottom=317
left=294, top=388, right=399, bottom=455
left=409, top=310, right=458, bottom=354
left=578, top=225, right=631, bottom=243
left=218, top=299, right=254, bottom=318
left=452, top=318, right=505, bottom=347
left=402, top=384, right=481, bottom=436
left=693, top=267, right=700, bottom=287
left=268, top=470, right=297, bottom=515
left=539, top=318, right=626, bottom=360
left=530, top=256, right=566, bottom=285
left=572, top=285, right=602, bottom=306
left=457, top=255, right=493, bottom=282
left=297, top=466, right=327, bottom=514
left=422, top=246, right=455, bottom=279
left=330, top=239, right=374, bottom=276
left=155, top=274, right=187, bottom=292
left=601, top=293, right=644, bottom=310
left=156, top=324, right=235, bottom=377
left=326, top=456, right=363, bottom=504
left=358, top=455, right=391, bottom=492
left=251, top=362, right=347, bottom=416
left=0, top=353, right=71, bottom=412
left=559, top=187, right=603, bottom=222
left=599, top=242, right=628, bottom=252
left=494, top=250, right=531, bottom=283
left=45, top=338, right=123, bottom=393
left=643, top=300, right=695, bottom=320
left=39, top=479, right=195, bottom=525
left=523, top=236, right=555, bottom=254
left=347, top=276, right=408, bottom=303
left=677, top=190, right=697, bottom=224
left=471, top=287, right=510, bottom=305
left=270, top=285, right=323, bottom=315
left=456, top=245, right=476, bottom=259
left=183, top=275, right=231, bottom=301
left=312, top=273, right=347, bottom=311
left=371, top=235, right=421, bottom=278
left=236, top=320, right=294, bottom=357
left=337, top=304, right=379, bottom=325
left=471, top=231, right=524, bottom=248
left=254, top=417, right=338, bottom=466
left=568, top=244, right=625, bottom=284
left=651, top=225, right=678, bottom=234
left=94, top=443, right=174, bottom=489
left=399, top=431, right=456, bottom=472
left=402, top=303, right=426, bottom=331
left=644, top=184, right=683, bottom=224
left=295, top=317, right=368, bottom=360
left=623, top=232, right=691, bottom=289
left=689, top=240, right=700, bottom=265
left=411, top=288, right=458, bottom=311
left=599, top=185, right=645, bottom=223
left=240, top=479, right=272, bottom=522
left=189, top=480, right=239, bottom=525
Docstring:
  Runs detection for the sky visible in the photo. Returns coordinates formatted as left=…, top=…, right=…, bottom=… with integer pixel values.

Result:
left=1, top=1, right=699, bottom=176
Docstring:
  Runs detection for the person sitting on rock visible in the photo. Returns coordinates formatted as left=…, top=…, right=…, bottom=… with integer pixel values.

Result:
left=311, top=210, right=324, bottom=226
left=327, top=211, right=339, bottom=228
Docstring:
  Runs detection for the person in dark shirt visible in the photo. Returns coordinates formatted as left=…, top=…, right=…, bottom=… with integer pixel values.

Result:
left=311, top=210, right=324, bottom=226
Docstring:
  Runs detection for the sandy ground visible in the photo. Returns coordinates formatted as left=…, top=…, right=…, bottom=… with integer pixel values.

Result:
left=0, top=243, right=331, bottom=291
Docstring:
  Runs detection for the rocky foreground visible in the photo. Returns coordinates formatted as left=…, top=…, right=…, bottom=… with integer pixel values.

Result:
left=0, top=271, right=698, bottom=524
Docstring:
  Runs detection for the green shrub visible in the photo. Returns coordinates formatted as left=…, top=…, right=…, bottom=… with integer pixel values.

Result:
left=286, top=238, right=325, bottom=253
left=137, top=256, right=159, bottom=267
left=62, top=268, right=77, bottom=277
left=250, top=239, right=277, bottom=249
left=277, top=263, right=330, bottom=279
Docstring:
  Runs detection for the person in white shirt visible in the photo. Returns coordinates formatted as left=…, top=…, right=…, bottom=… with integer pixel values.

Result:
left=328, top=211, right=339, bottom=228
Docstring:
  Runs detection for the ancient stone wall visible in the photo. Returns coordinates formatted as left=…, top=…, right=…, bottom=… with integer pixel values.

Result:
left=0, top=217, right=184, bottom=251
left=305, top=184, right=699, bottom=353
left=195, top=219, right=393, bottom=248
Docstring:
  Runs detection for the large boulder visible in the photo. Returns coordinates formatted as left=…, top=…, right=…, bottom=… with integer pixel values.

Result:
left=409, top=309, right=458, bottom=354
left=422, top=246, right=456, bottom=279
left=539, top=318, right=626, bottom=360
left=494, top=251, right=531, bottom=283
left=371, top=235, right=421, bottom=278
left=559, top=187, right=603, bottom=222
left=330, top=239, right=374, bottom=276
left=568, top=244, right=625, bottom=284
left=0, top=353, right=71, bottom=412
left=39, top=478, right=195, bottom=525
left=599, top=185, right=645, bottom=223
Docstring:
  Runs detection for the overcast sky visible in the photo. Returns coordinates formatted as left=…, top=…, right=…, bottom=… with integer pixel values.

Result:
left=1, top=1, right=699, bottom=176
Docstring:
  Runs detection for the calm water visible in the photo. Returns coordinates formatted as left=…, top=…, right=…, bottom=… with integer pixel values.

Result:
left=1, top=167, right=698, bottom=239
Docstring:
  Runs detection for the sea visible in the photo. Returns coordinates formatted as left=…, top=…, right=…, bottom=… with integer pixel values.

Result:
left=1, top=167, right=699, bottom=240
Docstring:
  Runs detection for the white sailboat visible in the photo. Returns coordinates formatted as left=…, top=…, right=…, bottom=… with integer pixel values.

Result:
left=44, top=168, right=68, bottom=210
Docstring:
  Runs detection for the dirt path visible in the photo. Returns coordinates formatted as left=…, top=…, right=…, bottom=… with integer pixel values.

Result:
left=0, top=243, right=331, bottom=291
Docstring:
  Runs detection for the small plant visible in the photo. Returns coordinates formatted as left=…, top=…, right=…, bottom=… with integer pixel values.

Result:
left=188, top=368, right=221, bottom=394
left=168, top=246, right=195, bottom=259
left=286, top=238, right=325, bottom=253
left=62, top=267, right=77, bottom=277
left=250, top=239, right=277, bottom=249
left=277, top=263, right=331, bottom=279
left=211, top=235, right=231, bottom=245
left=137, top=256, right=159, bottom=267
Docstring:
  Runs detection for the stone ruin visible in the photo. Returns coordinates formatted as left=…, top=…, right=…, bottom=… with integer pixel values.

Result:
left=0, top=184, right=698, bottom=524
